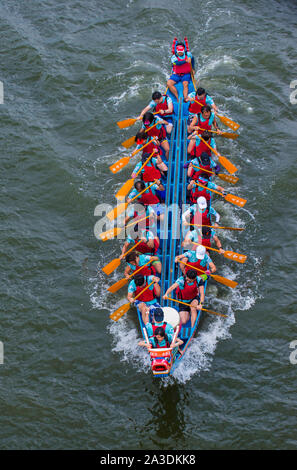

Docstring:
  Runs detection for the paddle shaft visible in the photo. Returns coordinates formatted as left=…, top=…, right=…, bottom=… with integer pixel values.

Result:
left=166, top=297, right=227, bottom=318
left=188, top=223, right=244, bottom=231
left=129, top=180, right=157, bottom=203
left=131, top=137, right=157, bottom=156
left=134, top=151, right=154, bottom=178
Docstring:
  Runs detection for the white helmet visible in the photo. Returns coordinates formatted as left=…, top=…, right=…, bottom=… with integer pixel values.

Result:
left=196, top=245, right=206, bottom=260
left=197, top=196, right=207, bottom=210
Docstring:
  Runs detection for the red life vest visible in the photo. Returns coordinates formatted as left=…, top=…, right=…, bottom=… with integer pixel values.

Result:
left=144, top=120, right=166, bottom=141
left=155, top=96, right=172, bottom=117
left=138, top=185, right=160, bottom=205
left=135, top=277, right=155, bottom=302
left=137, top=137, right=160, bottom=155
left=190, top=155, right=212, bottom=180
left=188, top=94, right=207, bottom=115
left=185, top=258, right=207, bottom=275
left=190, top=177, right=211, bottom=204
left=136, top=238, right=159, bottom=255
left=198, top=114, right=212, bottom=133
left=142, top=162, right=161, bottom=182
left=172, top=54, right=192, bottom=75
left=190, top=139, right=212, bottom=158
left=176, top=277, right=199, bottom=301
left=190, top=208, right=211, bottom=226
left=151, top=322, right=167, bottom=334
left=133, top=209, right=154, bottom=230
left=198, top=234, right=211, bottom=248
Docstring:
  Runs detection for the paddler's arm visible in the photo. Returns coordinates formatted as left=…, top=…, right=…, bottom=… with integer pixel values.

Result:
left=124, top=265, right=132, bottom=279
left=213, top=235, right=225, bottom=254
left=188, top=115, right=198, bottom=133
left=163, top=282, right=179, bottom=300
left=187, top=180, right=195, bottom=191
left=197, top=285, right=205, bottom=310
left=208, top=260, right=216, bottom=273
left=120, top=241, right=131, bottom=259
left=187, top=163, right=194, bottom=178
left=137, top=104, right=154, bottom=120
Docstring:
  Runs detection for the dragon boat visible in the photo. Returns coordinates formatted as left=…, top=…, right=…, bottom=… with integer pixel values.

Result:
left=103, top=38, right=244, bottom=377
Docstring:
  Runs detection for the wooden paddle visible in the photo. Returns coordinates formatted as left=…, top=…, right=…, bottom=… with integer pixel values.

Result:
left=166, top=297, right=227, bottom=318
left=106, top=181, right=157, bottom=222
left=197, top=126, right=239, bottom=140
left=193, top=181, right=247, bottom=208
left=191, top=164, right=239, bottom=185
left=117, top=112, right=159, bottom=129
left=100, top=215, right=153, bottom=241
left=102, top=241, right=143, bottom=275
left=116, top=151, right=155, bottom=200
left=110, top=280, right=155, bottom=321
left=178, top=260, right=238, bottom=288
left=121, top=122, right=158, bottom=149
left=107, top=259, right=153, bottom=294
left=192, top=242, right=247, bottom=264
left=195, top=134, right=238, bottom=175
left=188, top=223, right=245, bottom=231
left=194, top=100, right=240, bottom=131
left=109, top=139, right=157, bottom=175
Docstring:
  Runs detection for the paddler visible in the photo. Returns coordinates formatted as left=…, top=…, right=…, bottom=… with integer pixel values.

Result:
left=134, top=131, right=161, bottom=156
left=131, top=150, right=168, bottom=182
left=187, top=173, right=226, bottom=205
left=124, top=252, right=162, bottom=278
left=182, top=196, right=221, bottom=228
left=144, top=307, right=174, bottom=343
left=186, top=87, right=218, bottom=119
left=163, top=269, right=205, bottom=328
left=120, top=229, right=160, bottom=258
left=127, top=274, right=161, bottom=324
left=188, top=105, right=221, bottom=135
left=127, top=180, right=165, bottom=220
left=187, top=130, right=216, bottom=159
left=182, top=226, right=224, bottom=254
left=142, top=112, right=170, bottom=160
left=125, top=203, right=157, bottom=234
left=187, top=151, right=217, bottom=180
left=137, top=91, right=173, bottom=134
left=175, top=244, right=216, bottom=277
left=167, top=39, right=194, bottom=101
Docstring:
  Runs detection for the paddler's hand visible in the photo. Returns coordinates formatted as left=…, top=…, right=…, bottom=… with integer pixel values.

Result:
left=163, top=294, right=168, bottom=300
left=159, top=109, right=164, bottom=115
left=214, top=223, right=219, bottom=228
left=216, top=129, right=223, bottom=135
left=119, top=254, right=125, bottom=260
left=197, top=303, right=203, bottom=310
left=219, top=248, right=225, bottom=254
left=152, top=276, right=160, bottom=283
left=186, top=56, right=192, bottom=63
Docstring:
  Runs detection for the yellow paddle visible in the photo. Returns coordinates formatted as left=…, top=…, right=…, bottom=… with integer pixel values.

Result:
left=194, top=99, right=240, bottom=131
left=115, top=151, right=155, bottom=200
left=193, top=181, right=247, bottom=208
left=121, top=122, right=158, bottom=149
left=192, top=242, right=247, bottom=264
left=109, top=139, right=157, bottom=175
left=102, top=241, right=143, bottom=276
left=197, top=126, right=239, bottom=140
left=117, top=112, right=159, bottom=129
left=178, top=260, right=238, bottom=288
left=196, top=134, right=238, bottom=175
left=166, top=297, right=227, bottom=318
left=100, top=215, right=153, bottom=241
left=191, top=164, right=239, bottom=185
left=107, top=259, right=153, bottom=294
left=110, top=280, right=155, bottom=321
left=188, top=223, right=245, bottom=232
left=106, top=181, right=157, bottom=222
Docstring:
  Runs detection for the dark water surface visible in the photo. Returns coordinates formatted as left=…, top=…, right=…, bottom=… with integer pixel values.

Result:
left=1, top=0, right=297, bottom=450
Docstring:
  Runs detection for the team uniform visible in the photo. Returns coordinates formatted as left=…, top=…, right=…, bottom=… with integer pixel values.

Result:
left=182, top=204, right=220, bottom=227
left=188, top=92, right=214, bottom=118
left=175, top=275, right=204, bottom=312
left=181, top=250, right=212, bottom=279
left=147, top=95, right=174, bottom=124
left=128, top=275, right=159, bottom=307
left=145, top=320, right=174, bottom=344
